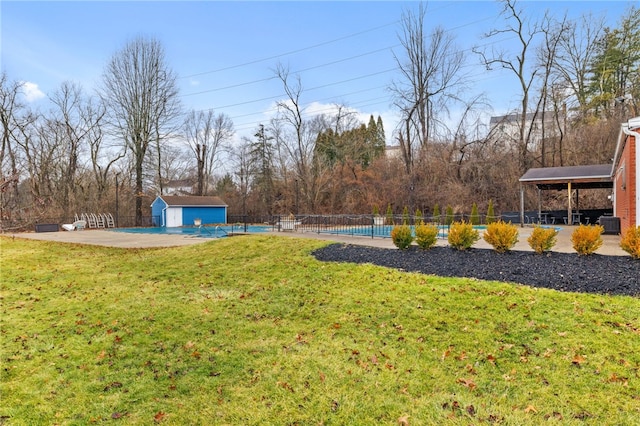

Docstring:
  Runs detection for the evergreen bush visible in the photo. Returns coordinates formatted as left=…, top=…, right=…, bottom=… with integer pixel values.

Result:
left=470, top=203, right=480, bottom=225
left=445, top=206, right=454, bottom=225
left=415, top=208, right=424, bottom=225
left=620, top=225, right=640, bottom=259
left=391, top=225, right=414, bottom=250
left=447, top=221, right=479, bottom=250
left=486, top=199, right=496, bottom=224
left=483, top=221, right=518, bottom=253
left=571, top=224, right=604, bottom=255
left=432, top=204, right=441, bottom=223
left=385, top=204, right=394, bottom=225
left=415, top=223, right=438, bottom=250
left=402, top=206, right=410, bottom=225
left=527, top=226, right=558, bottom=254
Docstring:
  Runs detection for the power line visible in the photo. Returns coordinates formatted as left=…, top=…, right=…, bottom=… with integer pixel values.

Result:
left=179, top=21, right=400, bottom=79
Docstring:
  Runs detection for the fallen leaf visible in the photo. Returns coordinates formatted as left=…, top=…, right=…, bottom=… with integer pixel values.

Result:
left=524, top=405, right=538, bottom=414
left=319, top=371, right=326, bottom=383
left=397, top=414, right=409, bottom=425
left=466, top=405, right=476, bottom=416
left=153, top=411, right=166, bottom=423
left=442, top=347, right=452, bottom=360
left=277, top=381, right=295, bottom=392
left=456, top=378, right=477, bottom=390
left=572, top=354, right=586, bottom=365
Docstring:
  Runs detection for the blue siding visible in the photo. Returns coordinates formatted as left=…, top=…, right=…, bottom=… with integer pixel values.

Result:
left=151, top=198, right=168, bottom=226
left=150, top=196, right=227, bottom=227
left=182, top=207, right=226, bottom=225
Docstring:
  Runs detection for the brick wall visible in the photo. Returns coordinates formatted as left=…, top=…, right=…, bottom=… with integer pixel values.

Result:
left=614, top=133, right=637, bottom=233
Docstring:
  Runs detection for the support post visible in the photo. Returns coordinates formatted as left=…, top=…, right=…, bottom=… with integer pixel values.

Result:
left=537, top=187, right=542, bottom=224
left=520, top=184, right=525, bottom=227
left=567, top=181, right=572, bottom=226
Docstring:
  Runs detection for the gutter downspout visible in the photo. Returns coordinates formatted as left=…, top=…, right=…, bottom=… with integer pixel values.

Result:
left=621, top=124, right=640, bottom=227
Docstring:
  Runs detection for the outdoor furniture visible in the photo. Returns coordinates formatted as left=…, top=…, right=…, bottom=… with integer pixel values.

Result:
left=62, top=220, right=87, bottom=231
left=563, top=212, right=582, bottom=225
left=278, top=219, right=301, bottom=231
left=538, top=212, right=550, bottom=224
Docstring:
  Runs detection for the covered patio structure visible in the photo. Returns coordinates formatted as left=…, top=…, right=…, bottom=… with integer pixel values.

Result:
left=518, top=164, right=613, bottom=227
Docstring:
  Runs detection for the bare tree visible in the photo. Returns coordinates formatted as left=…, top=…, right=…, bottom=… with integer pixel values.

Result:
left=100, top=36, right=180, bottom=225
left=183, top=109, right=234, bottom=195
left=553, top=13, right=605, bottom=115
left=45, top=81, right=109, bottom=215
left=534, top=15, right=570, bottom=167
left=391, top=3, right=465, bottom=174
left=273, top=63, right=316, bottom=211
left=474, top=0, right=542, bottom=174
left=0, top=74, right=26, bottom=223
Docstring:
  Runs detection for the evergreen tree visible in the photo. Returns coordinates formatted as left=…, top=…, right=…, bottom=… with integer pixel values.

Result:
left=588, top=7, right=640, bottom=116
left=432, top=204, right=441, bottom=223
left=386, top=203, right=394, bottom=225
left=486, top=199, right=496, bottom=224
left=445, top=205, right=454, bottom=225
left=415, top=208, right=423, bottom=225
left=249, top=124, right=275, bottom=214
left=470, top=203, right=480, bottom=225
left=375, top=115, right=386, bottom=155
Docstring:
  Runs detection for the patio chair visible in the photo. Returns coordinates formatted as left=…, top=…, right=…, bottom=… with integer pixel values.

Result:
left=62, top=220, right=87, bottom=231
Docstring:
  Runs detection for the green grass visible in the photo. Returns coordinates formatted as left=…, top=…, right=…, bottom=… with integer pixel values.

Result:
left=1, top=235, right=639, bottom=425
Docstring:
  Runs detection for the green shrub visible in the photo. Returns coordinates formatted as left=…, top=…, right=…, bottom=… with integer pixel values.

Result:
left=571, top=224, right=604, bottom=255
left=483, top=221, right=519, bottom=253
left=415, top=208, right=424, bottom=225
left=527, top=226, right=558, bottom=254
left=402, top=206, right=410, bottom=225
left=432, top=204, right=441, bottom=223
left=385, top=204, right=394, bottom=225
left=445, top=206, right=454, bottom=225
left=486, top=199, right=496, bottom=224
left=470, top=203, right=480, bottom=225
left=391, top=225, right=414, bottom=250
left=447, top=221, right=479, bottom=250
left=372, top=205, right=380, bottom=216
left=620, top=225, right=640, bottom=259
left=415, top=223, right=439, bottom=250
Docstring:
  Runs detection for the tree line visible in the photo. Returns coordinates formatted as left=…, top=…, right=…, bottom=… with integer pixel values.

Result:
left=2, top=0, right=639, bottom=229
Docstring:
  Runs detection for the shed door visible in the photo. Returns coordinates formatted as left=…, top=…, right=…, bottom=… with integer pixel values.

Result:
left=166, top=207, right=182, bottom=227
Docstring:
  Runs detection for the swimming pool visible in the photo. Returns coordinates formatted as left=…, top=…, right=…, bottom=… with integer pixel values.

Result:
left=112, top=224, right=270, bottom=238
left=317, top=224, right=560, bottom=239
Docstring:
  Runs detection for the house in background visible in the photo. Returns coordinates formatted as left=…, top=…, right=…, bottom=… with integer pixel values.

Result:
left=161, top=179, right=196, bottom=196
left=489, top=111, right=563, bottom=151
left=612, top=117, right=640, bottom=233
left=151, top=195, right=227, bottom=227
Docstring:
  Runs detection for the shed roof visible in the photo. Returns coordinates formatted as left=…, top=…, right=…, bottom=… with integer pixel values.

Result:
left=519, top=164, right=613, bottom=190
left=158, top=195, right=227, bottom=207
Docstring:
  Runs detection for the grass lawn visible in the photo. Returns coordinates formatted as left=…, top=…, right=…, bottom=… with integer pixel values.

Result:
left=1, top=235, right=639, bottom=425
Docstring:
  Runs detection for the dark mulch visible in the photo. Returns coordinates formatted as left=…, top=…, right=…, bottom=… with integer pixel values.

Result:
left=312, top=244, right=640, bottom=297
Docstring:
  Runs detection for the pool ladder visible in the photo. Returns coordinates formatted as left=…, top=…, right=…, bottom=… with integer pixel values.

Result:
left=198, top=225, right=227, bottom=238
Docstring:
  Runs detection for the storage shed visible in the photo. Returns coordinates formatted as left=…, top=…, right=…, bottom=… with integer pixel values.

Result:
left=612, top=116, right=640, bottom=233
left=151, top=195, right=227, bottom=227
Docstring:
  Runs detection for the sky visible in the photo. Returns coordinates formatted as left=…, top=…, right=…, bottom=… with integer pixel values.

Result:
left=1, top=0, right=637, bottom=146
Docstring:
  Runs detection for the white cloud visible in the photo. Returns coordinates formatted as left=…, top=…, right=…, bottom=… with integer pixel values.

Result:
left=20, top=81, right=45, bottom=102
